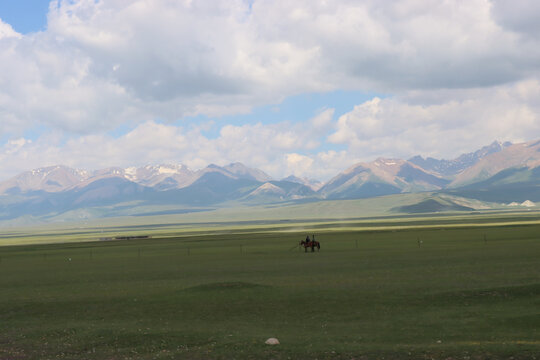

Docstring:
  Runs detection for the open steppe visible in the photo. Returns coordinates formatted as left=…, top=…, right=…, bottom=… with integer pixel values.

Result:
left=1, top=211, right=539, bottom=359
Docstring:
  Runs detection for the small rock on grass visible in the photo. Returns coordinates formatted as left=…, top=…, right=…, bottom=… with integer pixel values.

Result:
left=265, top=338, right=280, bottom=345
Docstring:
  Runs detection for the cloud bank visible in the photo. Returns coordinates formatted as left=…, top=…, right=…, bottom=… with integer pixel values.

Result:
left=1, top=0, right=540, bottom=180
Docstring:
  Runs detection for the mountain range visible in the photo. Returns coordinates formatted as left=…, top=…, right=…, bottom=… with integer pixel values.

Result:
left=2, top=139, right=540, bottom=223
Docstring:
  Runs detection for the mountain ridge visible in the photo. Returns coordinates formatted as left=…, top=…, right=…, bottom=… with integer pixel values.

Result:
left=408, top=141, right=513, bottom=176
left=3, top=139, right=540, bottom=223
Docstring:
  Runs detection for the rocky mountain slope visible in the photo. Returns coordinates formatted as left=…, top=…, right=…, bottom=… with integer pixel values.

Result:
left=408, top=141, right=512, bottom=176
left=318, top=158, right=451, bottom=199
left=448, top=140, right=540, bottom=187
left=2, top=139, right=540, bottom=222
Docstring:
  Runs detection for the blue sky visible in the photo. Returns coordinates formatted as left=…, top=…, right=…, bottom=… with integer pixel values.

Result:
left=0, top=1, right=49, bottom=33
left=1, top=1, right=540, bottom=181
left=180, top=90, right=381, bottom=141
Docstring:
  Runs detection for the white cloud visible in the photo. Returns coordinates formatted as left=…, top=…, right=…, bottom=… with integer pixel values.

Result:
left=0, top=19, right=21, bottom=39
left=250, top=0, right=539, bottom=90
left=285, top=153, right=314, bottom=177
left=4, top=138, right=31, bottom=155
left=309, top=108, right=335, bottom=134
left=490, top=0, right=540, bottom=39
left=1, top=1, right=540, bottom=181
left=329, top=80, right=540, bottom=160
left=1, top=0, right=539, bottom=138
left=0, top=112, right=343, bottom=180
left=2, top=79, right=540, bottom=182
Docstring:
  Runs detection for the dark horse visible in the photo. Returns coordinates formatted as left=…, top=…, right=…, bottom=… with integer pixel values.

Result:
left=300, top=239, right=320, bottom=252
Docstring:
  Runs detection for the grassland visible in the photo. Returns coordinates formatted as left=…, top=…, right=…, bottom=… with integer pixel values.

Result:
left=1, top=213, right=539, bottom=359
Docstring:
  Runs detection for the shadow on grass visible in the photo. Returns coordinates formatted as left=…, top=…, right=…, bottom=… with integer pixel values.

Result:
left=429, top=282, right=540, bottom=303
left=184, top=281, right=270, bottom=292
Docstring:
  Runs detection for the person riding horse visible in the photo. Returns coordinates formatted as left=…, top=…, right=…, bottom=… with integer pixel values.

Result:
left=300, top=234, right=320, bottom=252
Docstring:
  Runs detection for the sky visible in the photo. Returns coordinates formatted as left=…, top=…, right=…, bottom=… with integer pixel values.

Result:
left=1, top=0, right=540, bottom=181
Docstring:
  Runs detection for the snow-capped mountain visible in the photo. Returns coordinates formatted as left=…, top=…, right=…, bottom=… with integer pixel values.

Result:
left=0, top=165, right=90, bottom=194
left=122, top=164, right=196, bottom=190
left=449, top=140, right=540, bottom=187
left=409, top=141, right=512, bottom=176
left=318, top=139, right=540, bottom=203
left=77, top=164, right=196, bottom=191
left=0, top=163, right=274, bottom=195
left=3, top=139, right=540, bottom=223
left=318, top=158, right=449, bottom=199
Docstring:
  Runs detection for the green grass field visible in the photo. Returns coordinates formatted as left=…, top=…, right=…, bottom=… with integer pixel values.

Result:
left=1, top=215, right=539, bottom=359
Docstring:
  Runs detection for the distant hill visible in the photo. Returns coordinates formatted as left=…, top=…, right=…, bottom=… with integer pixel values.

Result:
left=393, top=197, right=474, bottom=213
left=244, top=181, right=315, bottom=202
left=3, top=139, right=540, bottom=223
left=445, top=166, right=540, bottom=203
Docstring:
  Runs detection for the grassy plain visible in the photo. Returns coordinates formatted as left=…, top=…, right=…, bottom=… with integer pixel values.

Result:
left=1, top=213, right=539, bottom=359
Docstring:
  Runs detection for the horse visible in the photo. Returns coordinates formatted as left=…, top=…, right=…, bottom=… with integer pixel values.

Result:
left=299, top=239, right=320, bottom=252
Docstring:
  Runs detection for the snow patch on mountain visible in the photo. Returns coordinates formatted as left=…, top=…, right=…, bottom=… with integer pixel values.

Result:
left=158, top=166, right=181, bottom=175
left=124, top=167, right=137, bottom=181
